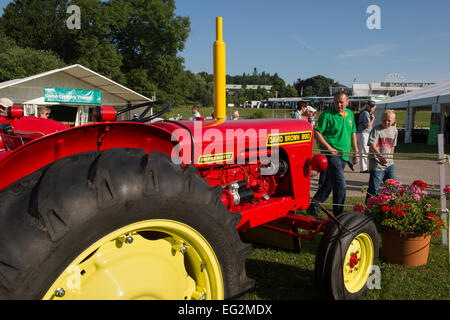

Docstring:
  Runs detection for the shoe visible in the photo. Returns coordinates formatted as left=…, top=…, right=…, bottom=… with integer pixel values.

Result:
left=306, top=206, right=327, bottom=219
left=360, top=170, right=369, bottom=173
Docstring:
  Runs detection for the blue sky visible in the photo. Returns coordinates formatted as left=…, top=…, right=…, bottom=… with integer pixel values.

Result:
left=174, top=0, right=450, bottom=86
left=1, top=0, right=449, bottom=87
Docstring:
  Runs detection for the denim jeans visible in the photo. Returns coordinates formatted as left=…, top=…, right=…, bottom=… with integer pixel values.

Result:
left=365, top=165, right=397, bottom=205
left=310, top=155, right=347, bottom=216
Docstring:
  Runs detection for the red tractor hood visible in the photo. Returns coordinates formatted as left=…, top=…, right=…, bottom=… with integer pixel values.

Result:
left=152, top=118, right=314, bottom=166
left=0, top=115, right=69, bottom=138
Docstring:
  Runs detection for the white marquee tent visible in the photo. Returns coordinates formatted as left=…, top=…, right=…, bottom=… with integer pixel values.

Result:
left=375, top=79, right=450, bottom=143
left=0, top=64, right=152, bottom=126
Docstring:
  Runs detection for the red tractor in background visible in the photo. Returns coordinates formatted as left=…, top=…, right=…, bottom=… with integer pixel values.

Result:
left=0, top=18, right=378, bottom=300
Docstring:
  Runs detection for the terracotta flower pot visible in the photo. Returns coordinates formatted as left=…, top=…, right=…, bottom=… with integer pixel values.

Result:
left=381, top=228, right=431, bottom=266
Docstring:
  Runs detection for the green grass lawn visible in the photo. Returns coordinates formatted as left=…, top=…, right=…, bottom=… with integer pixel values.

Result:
left=245, top=234, right=448, bottom=300
left=394, top=110, right=431, bottom=129
left=244, top=197, right=449, bottom=300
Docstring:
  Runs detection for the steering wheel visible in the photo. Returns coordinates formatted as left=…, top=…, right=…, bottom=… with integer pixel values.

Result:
left=117, top=100, right=171, bottom=123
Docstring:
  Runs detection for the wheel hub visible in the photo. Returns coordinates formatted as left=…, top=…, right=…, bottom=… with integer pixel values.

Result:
left=342, top=233, right=374, bottom=293
left=43, top=220, right=224, bottom=300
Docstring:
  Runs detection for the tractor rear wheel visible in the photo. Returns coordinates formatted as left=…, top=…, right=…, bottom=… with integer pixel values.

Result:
left=0, top=149, right=253, bottom=300
left=315, top=212, right=379, bottom=300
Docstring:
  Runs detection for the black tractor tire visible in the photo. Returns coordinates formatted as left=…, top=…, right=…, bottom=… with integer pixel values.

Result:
left=0, top=149, right=253, bottom=300
left=314, top=212, right=379, bottom=300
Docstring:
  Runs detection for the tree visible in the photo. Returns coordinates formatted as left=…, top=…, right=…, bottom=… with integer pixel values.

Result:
left=0, top=33, right=65, bottom=82
left=284, top=85, right=298, bottom=97
left=111, top=0, right=190, bottom=100
left=1, top=0, right=75, bottom=61
left=294, top=75, right=344, bottom=97
left=1, top=0, right=125, bottom=83
left=0, top=0, right=191, bottom=102
left=69, top=0, right=126, bottom=83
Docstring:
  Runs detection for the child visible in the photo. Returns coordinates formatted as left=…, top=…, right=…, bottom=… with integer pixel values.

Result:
left=365, top=109, right=398, bottom=204
left=305, top=105, right=317, bottom=126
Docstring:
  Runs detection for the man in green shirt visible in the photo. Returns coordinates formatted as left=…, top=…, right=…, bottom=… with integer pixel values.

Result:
left=308, top=91, right=359, bottom=216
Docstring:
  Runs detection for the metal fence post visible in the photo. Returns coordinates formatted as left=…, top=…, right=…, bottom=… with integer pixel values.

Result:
left=438, top=134, right=448, bottom=246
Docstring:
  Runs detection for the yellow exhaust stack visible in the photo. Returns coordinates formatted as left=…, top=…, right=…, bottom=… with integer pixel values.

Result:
left=213, top=17, right=226, bottom=121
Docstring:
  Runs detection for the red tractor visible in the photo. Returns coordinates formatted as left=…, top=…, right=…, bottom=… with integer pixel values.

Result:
left=0, top=18, right=378, bottom=300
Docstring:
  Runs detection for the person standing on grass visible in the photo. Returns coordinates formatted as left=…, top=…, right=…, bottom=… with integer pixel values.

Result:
left=191, top=106, right=201, bottom=120
left=292, top=101, right=307, bottom=120
left=307, top=91, right=359, bottom=217
left=357, top=101, right=376, bottom=173
left=305, top=105, right=317, bottom=126
left=365, top=110, right=398, bottom=205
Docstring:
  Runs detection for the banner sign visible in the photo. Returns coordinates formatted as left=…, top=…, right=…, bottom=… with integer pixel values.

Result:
left=380, top=82, right=434, bottom=88
left=44, top=87, right=102, bottom=104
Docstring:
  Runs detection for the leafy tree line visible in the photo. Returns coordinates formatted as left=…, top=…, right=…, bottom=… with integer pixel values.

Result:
left=0, top=0, right=343, bottom=107
left=294, top=75, right=345, bottom=97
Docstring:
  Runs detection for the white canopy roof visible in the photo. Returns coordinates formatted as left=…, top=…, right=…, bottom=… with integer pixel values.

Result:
left=376, top=79, right=450, bottom=109
left=0, top=64, right=151, bottom=106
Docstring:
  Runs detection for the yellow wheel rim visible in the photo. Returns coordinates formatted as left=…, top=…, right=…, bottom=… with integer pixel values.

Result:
left=43, top=220, right=224, bottom=300
left=342, top=233, right=374, bottom=293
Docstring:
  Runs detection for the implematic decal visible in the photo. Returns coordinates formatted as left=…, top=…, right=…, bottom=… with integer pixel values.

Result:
left=198, top=152, right=234, bottom=164
left=267, top=131, right=312, bottom=146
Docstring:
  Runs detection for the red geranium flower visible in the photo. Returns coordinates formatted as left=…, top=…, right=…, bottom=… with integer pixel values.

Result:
left=444, top=186, right=450, bottom=198
left=413, top=180, right=427, bottom=189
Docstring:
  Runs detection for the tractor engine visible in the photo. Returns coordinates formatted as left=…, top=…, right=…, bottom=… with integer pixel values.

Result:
left=200, top=159, right=289, bottom=211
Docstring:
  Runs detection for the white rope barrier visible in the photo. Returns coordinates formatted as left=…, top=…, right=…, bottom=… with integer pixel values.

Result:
left=309, top=143, right=449, bottom=247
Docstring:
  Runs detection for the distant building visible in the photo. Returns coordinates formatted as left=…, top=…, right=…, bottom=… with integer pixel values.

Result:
left=225, top=84, right=273, bottom=91
left=328, top=81, right=435, bottom=99
left=352, top=82, right=435, bottom=97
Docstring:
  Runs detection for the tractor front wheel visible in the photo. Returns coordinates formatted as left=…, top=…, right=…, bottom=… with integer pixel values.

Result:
left=315, top=212, right=379, bottom=300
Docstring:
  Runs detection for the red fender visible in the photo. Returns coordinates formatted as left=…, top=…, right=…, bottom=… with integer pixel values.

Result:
left=0, top=122, right=175, bottom=191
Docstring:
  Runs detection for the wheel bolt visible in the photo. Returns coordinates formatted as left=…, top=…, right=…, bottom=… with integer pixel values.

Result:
left=54, top=287, right=65, bottom=298
left=192, top=290, right=207, bottom=300
left=179, top=244, right=188, bottom=254
left=125, top=234, right=134, bottom=244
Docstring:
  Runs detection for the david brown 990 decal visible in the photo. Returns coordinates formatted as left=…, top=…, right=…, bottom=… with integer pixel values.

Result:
left=267, top=131, right=312, bottom=146
left=198, top=152, right=234, bottom=164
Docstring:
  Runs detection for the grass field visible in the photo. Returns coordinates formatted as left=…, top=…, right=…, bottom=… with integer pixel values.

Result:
left=244, top=197, right=449, bottom=300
